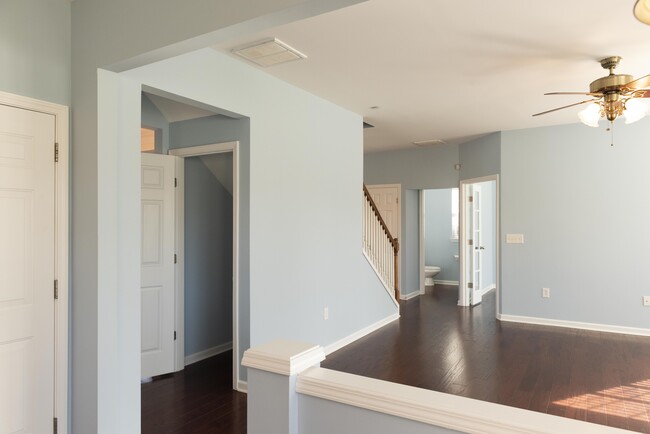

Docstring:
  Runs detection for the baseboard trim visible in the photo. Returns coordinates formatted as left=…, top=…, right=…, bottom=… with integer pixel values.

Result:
left=498, top=314, right=650, bottom=337
left=400, top=291, right=420, bottom=300
left=433, top=279, right=459, bottom=286
left=237, top=380, right=248, bottom=393
left=185, top=342, right=233, bottom=366
left=480, top=284, right=496, bottom=296
left=324, top=313, right=400, bottom=356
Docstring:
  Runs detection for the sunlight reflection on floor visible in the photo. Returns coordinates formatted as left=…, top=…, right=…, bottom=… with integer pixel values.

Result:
left=553, top=379, right=650, bottom=422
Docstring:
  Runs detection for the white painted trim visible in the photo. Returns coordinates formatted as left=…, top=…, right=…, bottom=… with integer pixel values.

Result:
left=185, top=342, right=233, bottom=366
left=400, top=291, right=420, bottom=300
left=324, top=313, right=400, bottom=355
left=362, top=251, right=400, bottom=309
left=418, top=190, right=425, bottom=295
left=297, top=367, right=631, bottom=434
left=480, top=284, right=496, bottom=297
left=168, top=141, right=240, bottom=390
left=498, top=314, right=650, bottom=337
left=242, top=340, right=325, bottom=376
left=459, top=175, right=500, bottom=319
left=0, top=90, right=69, bottom=434
left=173, top=157, right=185, bottom=372
left=433, top=279, right=459, bottom=286
left=237, top=380, right=248, bottom=393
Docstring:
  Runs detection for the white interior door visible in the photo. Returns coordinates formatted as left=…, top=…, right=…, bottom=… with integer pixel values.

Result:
left=469, top=185, right=483, bottom=306
left=141, top=153, right=176, bottom=378
left=0, top=104, right=55, bottom=433
left=366, top=184, right=400, bottom=240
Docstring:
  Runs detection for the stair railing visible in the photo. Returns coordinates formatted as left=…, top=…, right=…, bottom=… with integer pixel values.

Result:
left=362, top=184, right=400, bottom=301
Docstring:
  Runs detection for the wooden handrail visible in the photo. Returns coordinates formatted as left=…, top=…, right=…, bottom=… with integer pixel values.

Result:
left=362, top=185, right=399, bottom=253
left=363, top=184, right=400, bottom=300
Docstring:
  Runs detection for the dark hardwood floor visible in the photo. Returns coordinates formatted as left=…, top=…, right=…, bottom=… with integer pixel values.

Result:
left=323, top=285, right=650, bottom=433
left=141, top=285, right=650, bottom=433
left=141, top=351, right=246, bottom=434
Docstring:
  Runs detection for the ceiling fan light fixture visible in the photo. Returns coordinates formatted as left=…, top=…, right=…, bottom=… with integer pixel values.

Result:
left=623, top=98, right=648, bottom=124
left=634, top=0, right=650, bottom=24
left=578, top=103, right=601, bottom=127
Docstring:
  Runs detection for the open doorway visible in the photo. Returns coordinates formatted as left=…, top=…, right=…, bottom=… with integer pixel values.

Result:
left=459, top=176, right=499, bottom=312
left=139, top=90, right=244, bottom=405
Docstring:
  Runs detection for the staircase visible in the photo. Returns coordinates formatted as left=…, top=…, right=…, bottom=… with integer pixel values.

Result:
left=362, top=185, right=400, bottom=301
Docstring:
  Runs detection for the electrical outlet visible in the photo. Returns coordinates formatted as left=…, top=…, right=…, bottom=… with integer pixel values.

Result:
left=542, top=287, right=550, bottom=298
left=643, top=296, right=650, bottom=307
left=323, top=307, right=329, bottom=320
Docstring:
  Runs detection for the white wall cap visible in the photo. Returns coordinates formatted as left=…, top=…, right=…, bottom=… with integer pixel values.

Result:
left=242, top=340, right=325, bottom=376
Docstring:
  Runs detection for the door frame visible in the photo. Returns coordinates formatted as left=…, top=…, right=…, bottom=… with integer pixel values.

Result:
left=0, top=90, right=69, bottom=432
left=168, top=141, right=240, bottom=390
left=459, top=175, right=500, bottom=317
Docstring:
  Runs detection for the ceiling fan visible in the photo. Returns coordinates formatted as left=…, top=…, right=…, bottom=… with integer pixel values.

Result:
left=533, top=56, right=650, bottom=127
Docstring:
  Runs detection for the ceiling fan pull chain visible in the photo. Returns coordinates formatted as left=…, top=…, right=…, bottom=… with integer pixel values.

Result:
left=610, top=121, right=614, bottom=147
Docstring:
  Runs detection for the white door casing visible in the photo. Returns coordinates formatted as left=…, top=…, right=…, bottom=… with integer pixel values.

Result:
left=141, top=153, right=177, bottom=378
left=469, top=185, right=483, bottom=306
left=0, top=105, right=55, bottom=434
left=366, top=184, right=401, bottom=241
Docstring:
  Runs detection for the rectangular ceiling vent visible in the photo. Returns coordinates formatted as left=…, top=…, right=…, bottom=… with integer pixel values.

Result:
left=231, top=38, right=307, bottom=67
left=413, top=139, right=446, bottom=147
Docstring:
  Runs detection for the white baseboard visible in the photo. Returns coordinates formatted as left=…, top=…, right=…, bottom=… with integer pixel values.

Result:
left=237, top=380, right=248, bottom=393
left=480, top=284, right=496, bottom=296
left=400, top=291, right=420, bottom=300
left=184, top=341, right=233, bottom=366
left=324, top=313, right=400, bottom=355
left=498, top=314, right=650, bottom=337
left=433, top=280, right=459, bottom=286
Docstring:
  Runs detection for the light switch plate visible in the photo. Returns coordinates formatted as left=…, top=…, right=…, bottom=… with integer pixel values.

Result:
left=506, top=233, right=525, bottom=244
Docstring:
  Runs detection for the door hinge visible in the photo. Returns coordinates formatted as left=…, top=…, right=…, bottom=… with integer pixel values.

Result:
left=174, top=253, right=177, bottom=264
left=174, top=331, right=177, bottom=341
left=396, top=197, right=399, bottom=204
left=53, top=417, right=58, bottom=434
left=54, top=143, right=59, bottom=163
left=54, top=280, right=59, bottom=300
left=468, top=282, right=473, bottom=289
left=469, top=196, right=473, bottom=203
left=468, top=239, right=473, bottom=246
left=174, top=177, right=177, bottom=188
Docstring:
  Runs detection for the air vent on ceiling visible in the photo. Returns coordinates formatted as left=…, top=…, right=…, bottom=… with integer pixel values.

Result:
left=231, top=38, right=307, bottom=67
left=413, top=139, right=447, bottom=147
left=363, top=122, right=375, bottom=129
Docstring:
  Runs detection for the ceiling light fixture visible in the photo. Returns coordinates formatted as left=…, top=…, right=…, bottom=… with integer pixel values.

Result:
left=535, top=56, right=650, bottom=127
left=231, top=38, right=307, bottom=67
left=634, top=0, right=650, bottom=24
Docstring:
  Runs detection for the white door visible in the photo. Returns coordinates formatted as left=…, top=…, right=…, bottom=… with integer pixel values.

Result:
left=366, top=184, right=400, bottom=240
left=468, top=185, right=483, bottom=306
left=0, top=105, right=55, bottom=433
left=141, top=153, right=176, bottom=378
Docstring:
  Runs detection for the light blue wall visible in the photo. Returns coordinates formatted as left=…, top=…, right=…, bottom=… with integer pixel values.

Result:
left=424, top=189, right=459, bottom=282
left=125, top=48, right=397, bottom=369
left=404, top=190, right=420, bottom=295
left=0, top=0, right=70, bottom=105
left=501, top=120, right=650, bottom=329
left=459, top=132, right=501, bottom=181
left=364, top=145, right=460, bottom=294
left=184, top=156, right=233, bottom=356
left=168, top=114, right=251, bottom=377
left=141, top=94, right=169, bottom=153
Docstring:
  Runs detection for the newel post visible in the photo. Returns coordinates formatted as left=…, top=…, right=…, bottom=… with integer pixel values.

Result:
left=242, top=340, right=325, bottom=434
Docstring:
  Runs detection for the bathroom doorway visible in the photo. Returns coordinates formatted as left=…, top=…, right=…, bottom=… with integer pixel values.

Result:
left=419, top=188, right=461, bottom=295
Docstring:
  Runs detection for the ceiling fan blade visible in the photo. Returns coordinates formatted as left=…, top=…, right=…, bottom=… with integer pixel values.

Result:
left=532, top=99, right=598, bottom=117
left=624, top=73, right=650, bottom=90
left=545, top=92, right=603, bottom=97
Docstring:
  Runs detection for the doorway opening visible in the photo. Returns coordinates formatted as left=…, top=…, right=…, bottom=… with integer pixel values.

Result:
left=459, top=175, right=499, bottom=313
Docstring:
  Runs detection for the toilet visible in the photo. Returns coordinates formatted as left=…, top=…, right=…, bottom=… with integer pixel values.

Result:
left=424, top=265, right=441, bottom=286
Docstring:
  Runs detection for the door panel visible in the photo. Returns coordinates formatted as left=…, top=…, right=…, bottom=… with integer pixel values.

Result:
left=141, top=153, right=176, bottom=378
left=366, top=185, right=400, bottom=240
left=470, top=185, right=483, bottom=306
left=0, top=105, right=55, bottom=434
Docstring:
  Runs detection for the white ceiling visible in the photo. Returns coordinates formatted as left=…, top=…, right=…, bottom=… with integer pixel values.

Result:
left=213, top=0, right=650, bottom=153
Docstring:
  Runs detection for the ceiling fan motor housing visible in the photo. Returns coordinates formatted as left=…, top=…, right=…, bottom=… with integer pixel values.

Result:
left=589, top=74, right=633, bottom=94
